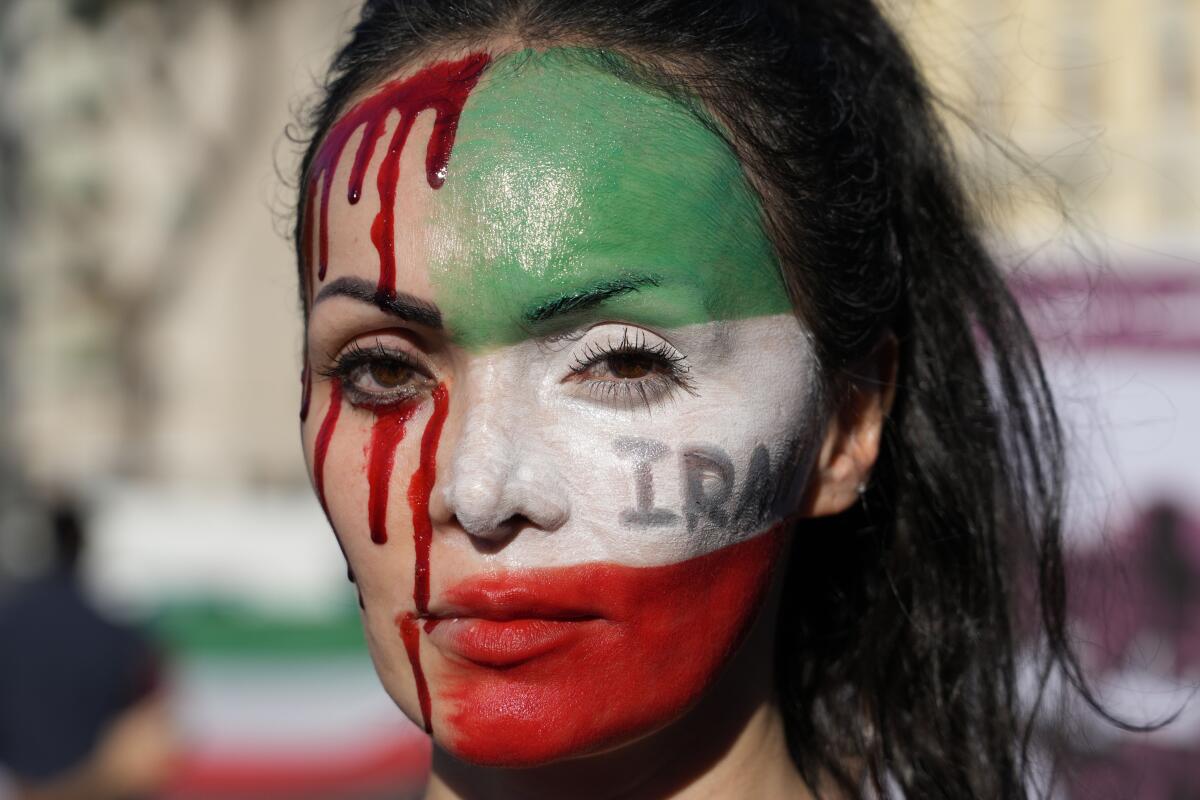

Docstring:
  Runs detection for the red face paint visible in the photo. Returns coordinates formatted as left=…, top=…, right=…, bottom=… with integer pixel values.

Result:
left=379, top=384, right=450, bottom=736
left=398, top=613, right=434, bottom=734
left=366, top=401, right=420, bottom=545
left=312, top=379, right=343, bottom=520
left=424, top=525, right=785, bottom=767
left=302, top=53, right=485, bottom=704
left=302, top=53, right=490, bottom=289
left=407, top=383, right=450, bottom=615
left=310, top=379, right=360, bottom=599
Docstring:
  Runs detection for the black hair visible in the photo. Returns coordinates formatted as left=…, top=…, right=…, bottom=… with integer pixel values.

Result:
left=292, top=1, right=1125, bottom=796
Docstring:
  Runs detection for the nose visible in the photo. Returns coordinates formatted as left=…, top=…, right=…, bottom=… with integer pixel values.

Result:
left=433, top=362, right=570, bottom=544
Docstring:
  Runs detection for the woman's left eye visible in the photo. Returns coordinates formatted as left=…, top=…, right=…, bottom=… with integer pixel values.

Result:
left=567, top=328, right=695, bottom=406
left=580, top=351, right=668, bottom=382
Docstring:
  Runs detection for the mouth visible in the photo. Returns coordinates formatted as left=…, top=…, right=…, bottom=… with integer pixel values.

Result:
left=421, top=581, right=605, bottom=668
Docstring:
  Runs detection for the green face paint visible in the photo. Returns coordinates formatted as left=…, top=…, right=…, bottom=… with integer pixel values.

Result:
left=428, top=48, right=791, bottom=351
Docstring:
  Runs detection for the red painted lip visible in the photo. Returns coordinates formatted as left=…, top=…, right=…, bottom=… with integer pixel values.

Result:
left=422, top=584, right=605, bottom=668
left=425, top=617, right=601, bottom=668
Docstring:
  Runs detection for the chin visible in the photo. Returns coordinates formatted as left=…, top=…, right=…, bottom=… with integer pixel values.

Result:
left=435, top=684, right=699, bottom=768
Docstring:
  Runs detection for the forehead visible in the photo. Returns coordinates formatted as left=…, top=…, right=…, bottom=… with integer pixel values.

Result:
left=318, top=48, right=791, bottom=349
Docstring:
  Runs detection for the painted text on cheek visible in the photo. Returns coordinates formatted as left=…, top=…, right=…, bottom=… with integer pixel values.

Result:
left=615, top=437, right=791, bottom=533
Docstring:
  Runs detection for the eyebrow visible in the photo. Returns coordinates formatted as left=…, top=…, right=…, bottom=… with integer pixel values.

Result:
left=524, top=274, right=662, bottom=324
left=314, top=277, right=443, bottom=329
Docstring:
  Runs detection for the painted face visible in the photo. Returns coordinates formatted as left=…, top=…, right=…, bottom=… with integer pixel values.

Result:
left=301, top=48, right=826, bottom=767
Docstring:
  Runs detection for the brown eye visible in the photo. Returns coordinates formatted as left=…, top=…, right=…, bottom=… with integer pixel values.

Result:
left=605, top=353, right=656, bottom=380
left=369, top=361, right=413, bottom=388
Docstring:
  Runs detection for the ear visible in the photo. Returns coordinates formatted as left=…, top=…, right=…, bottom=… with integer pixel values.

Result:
left=801, top=336, right=898, bottom=518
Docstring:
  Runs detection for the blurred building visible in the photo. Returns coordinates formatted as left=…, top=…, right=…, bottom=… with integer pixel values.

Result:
left=0, top=0, right=352, bottom=492
left=896, top=0, right=1200, bottom=249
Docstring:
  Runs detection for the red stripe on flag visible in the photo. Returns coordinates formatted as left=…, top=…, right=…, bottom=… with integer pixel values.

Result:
left=166, top=734, right=431, bottom=798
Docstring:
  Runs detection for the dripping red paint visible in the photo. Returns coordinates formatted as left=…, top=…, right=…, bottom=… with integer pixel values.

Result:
left=389, top=383, right=451, bottom=736
left=312, top=379, right=358, bottom=597
left=312, top=379, right=343, bottom=519
left=302, top=52, right=490, bottom=289
left=366, top=401, right=419, bottom=545
left=408, top=383, right=450, bottom=615
left=399, top=613, right=434, bottom=734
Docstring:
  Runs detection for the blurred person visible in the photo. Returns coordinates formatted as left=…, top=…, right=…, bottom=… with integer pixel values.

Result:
left=291, top=1, right=1150, bottom=797
left=0, top=502, right=174, bottom=800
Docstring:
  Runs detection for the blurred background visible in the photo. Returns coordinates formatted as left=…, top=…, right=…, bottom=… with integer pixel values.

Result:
left=0, top=0, right=1196, bottom=798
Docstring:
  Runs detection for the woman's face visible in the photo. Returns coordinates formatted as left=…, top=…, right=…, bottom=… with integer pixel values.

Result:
left=301, top=48, right=826, bottom=767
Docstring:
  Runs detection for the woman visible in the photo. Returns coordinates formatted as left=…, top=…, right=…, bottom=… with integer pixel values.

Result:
left=292, top=1, right=1096, bottom=796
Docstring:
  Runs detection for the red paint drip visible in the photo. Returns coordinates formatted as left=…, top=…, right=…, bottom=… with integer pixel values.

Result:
left=302, top=53, right=490, bottom=286
left=369, top=113, right=416, bottom=295
left=313, top=380, right=343, bottom=517
left=399, top=612, right=434, bottom=734
left=312, top=380, right=358, bottom=594
left=396, top=384, right=450, bottom=736
left=366, top=401, right=419, bottom=545
left=407, top=383, right=450, bottom=615
left=438, top=527, right=787, bottom=767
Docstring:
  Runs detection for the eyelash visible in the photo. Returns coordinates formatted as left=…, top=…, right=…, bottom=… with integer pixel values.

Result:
left=318, top=329, right=694, bottom=411
left=318, top=340, right=431, bottom=408
left=567, top=328, right=697, bottom=409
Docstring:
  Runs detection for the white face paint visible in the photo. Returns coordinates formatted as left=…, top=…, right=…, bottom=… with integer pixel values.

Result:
left=427, top=314, right=824, bottom=568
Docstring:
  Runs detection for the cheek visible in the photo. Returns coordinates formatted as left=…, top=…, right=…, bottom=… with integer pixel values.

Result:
left=304, top=384, right=446, bottom=577
left=416, top=333, right=812, bottom=763
left=303, top=383, right=450, bottom=735
left=436, top=525, right=785, bottom=766
left=474, top=376, right=819, bottom=570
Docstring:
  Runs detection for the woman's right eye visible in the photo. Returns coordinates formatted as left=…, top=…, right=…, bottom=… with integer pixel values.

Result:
left=351, top=360, right=418, bottom=391
left=321, top=341, right=432, bottom=408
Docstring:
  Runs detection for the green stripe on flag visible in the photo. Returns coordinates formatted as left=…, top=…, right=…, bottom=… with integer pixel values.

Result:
left=429, top=48, right=791, bottom=351
left=152, top=601, right=368, bottom=659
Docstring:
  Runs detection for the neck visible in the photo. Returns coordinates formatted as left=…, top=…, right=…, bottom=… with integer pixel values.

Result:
left=424, top=573, right=815, bottom=800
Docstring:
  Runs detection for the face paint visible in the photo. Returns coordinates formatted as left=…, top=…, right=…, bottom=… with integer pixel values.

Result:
left=303, top=52, right=490, bottom=288
left=301, top=55, right=490, bottom=734
left=425, top=48, right=791, bottom=351
left=298, top=53, right=488, bottom=422
left=312, top=379, right=342, bottom=519
left=302, top=48, right=825, bottom=767
left=614, top=437, right=679, bottom=527
left=430, top=524, right=785, bottom=766
left=367, top=400, right=420, bottom=545
left=408, top=382, right=450, bottom=615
